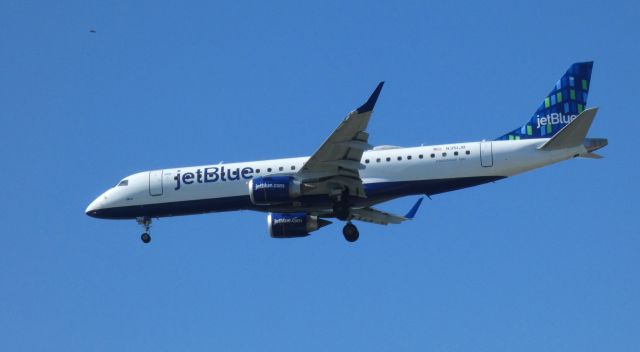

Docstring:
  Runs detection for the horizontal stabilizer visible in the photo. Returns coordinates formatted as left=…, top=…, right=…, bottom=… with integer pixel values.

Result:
left=581, top=152, right=603, bottom=159
left=539, top=107, right=598, bottom=151
left=584, top=137, right=608, bottom=152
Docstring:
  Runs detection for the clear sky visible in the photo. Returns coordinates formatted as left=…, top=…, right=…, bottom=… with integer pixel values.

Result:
left=1, top=0, right=639, bottom=351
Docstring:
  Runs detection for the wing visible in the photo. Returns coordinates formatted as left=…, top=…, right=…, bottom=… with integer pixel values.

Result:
left=297, top=82, right=384, bottom=198
left=350, top=198, right=424, bottom=225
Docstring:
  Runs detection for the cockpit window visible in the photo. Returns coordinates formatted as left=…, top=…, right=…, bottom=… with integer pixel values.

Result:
left=117, top=180, right=129, bottom=187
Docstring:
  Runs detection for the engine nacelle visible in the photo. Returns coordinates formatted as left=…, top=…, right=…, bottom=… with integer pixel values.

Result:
left=268, top=212, right=332, bottom=238
left=248, top=175, right=301, bottom=205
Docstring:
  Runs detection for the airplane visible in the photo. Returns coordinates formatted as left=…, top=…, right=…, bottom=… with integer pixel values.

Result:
left=86, top=62, right=607, bottom=243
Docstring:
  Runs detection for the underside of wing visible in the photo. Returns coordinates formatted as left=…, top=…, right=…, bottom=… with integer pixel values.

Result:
left=350, top=207, right=407, bottom=225
left=349, top=198, right=424, bottom=225
left=297, top=82, right=384, bottom=198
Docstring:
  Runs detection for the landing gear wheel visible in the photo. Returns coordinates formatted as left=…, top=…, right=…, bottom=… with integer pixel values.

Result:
left=137, top=217, right=153, bottom=244
left=342, top=222, right=359, bottom=242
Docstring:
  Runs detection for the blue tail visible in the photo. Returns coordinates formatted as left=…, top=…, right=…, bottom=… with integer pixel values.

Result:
left=496, top=62, right=593, bottom=141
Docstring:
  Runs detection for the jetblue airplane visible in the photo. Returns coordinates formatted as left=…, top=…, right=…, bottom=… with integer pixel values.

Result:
left=86, top=62, right=607, bottom=243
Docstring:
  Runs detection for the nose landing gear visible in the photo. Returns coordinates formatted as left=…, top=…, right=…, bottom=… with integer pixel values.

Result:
left=136, top=217, right=152, bottom=244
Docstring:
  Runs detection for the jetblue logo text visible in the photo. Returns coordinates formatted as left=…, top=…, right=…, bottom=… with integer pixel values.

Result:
left=273, top=218, right=303, bottom=225
left=174, top=166, right=254, bottom=190
left=255, top=183, right=286, bottom=190
left=536, top=113, right=577, bottom=129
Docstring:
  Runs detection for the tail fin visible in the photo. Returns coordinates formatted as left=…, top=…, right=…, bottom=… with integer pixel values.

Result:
left=496, top=62, right=593, bottom=141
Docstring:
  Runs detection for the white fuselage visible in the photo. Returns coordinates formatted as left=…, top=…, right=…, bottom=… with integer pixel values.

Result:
left=86, top=138, right=586, bottom=220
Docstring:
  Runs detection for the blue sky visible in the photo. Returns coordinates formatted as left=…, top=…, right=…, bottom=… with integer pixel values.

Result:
left=1, top=0, right=639, bottom=350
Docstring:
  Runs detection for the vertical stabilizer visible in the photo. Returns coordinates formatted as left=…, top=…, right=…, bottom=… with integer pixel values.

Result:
left=497, top=62, right=593, bottom=141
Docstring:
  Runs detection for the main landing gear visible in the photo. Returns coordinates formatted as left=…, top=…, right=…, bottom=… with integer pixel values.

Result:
left=332, top=188, right=352, bottom=221
left=333, top=191, right=359, bottom=242
left=136, top=217, right=152, bottom=244
left=342, top=222, right=359, bottom=242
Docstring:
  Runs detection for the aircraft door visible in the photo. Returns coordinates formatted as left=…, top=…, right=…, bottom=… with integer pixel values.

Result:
left=149, top=170, right=163, bottom=196
left=480, top=141, right=493, bottom=167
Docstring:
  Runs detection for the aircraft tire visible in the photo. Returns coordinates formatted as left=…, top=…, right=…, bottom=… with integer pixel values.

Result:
left=342, top=223, right=359, bottom=242
left=141, top=233, right=151, bottom=244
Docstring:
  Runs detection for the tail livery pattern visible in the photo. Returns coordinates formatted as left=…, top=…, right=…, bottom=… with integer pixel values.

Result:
left=497, top=62, right=593, bottom=141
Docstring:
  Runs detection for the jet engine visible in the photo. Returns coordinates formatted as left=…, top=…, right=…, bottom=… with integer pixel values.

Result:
left=248, top=176, right=302, bottom=205
left=267, top=212, right=332, bottom=238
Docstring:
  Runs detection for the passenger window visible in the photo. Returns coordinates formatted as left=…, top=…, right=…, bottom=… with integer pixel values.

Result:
left=376, top=158, right=381, bottom=163
left=466, top=150, right=470, bottom=155
left=117, top=180, right=129, bottom=187
left=365, top=159, right=370, bottom=164
left=454, top=151, right=459, bottom=156
left=419, top=154, right=423, bottom=159
left=278, top=166, right=283, bottom=171
left=291, top=165, right=295, bottom=170
left=267, top=168, right=272, bottom=172
left=397, top=156, right=402, bottom=161
left=386, top=157, right=391, bottom=162
left=256, top=169, right=260, bottom=173
left=430, top=154, right=435, bottom=158
left=442, top=152, right=447, bottom=157
left=407, top=155, right=412, bottom=160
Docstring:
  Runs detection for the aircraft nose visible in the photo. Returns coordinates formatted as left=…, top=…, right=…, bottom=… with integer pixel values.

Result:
left=85, top=196, right=103, bottom=218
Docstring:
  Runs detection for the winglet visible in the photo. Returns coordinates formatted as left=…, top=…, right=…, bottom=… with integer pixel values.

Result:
left=356, top=81, right=385, bottom=113
left=404, top=197, right=424, bottom=219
